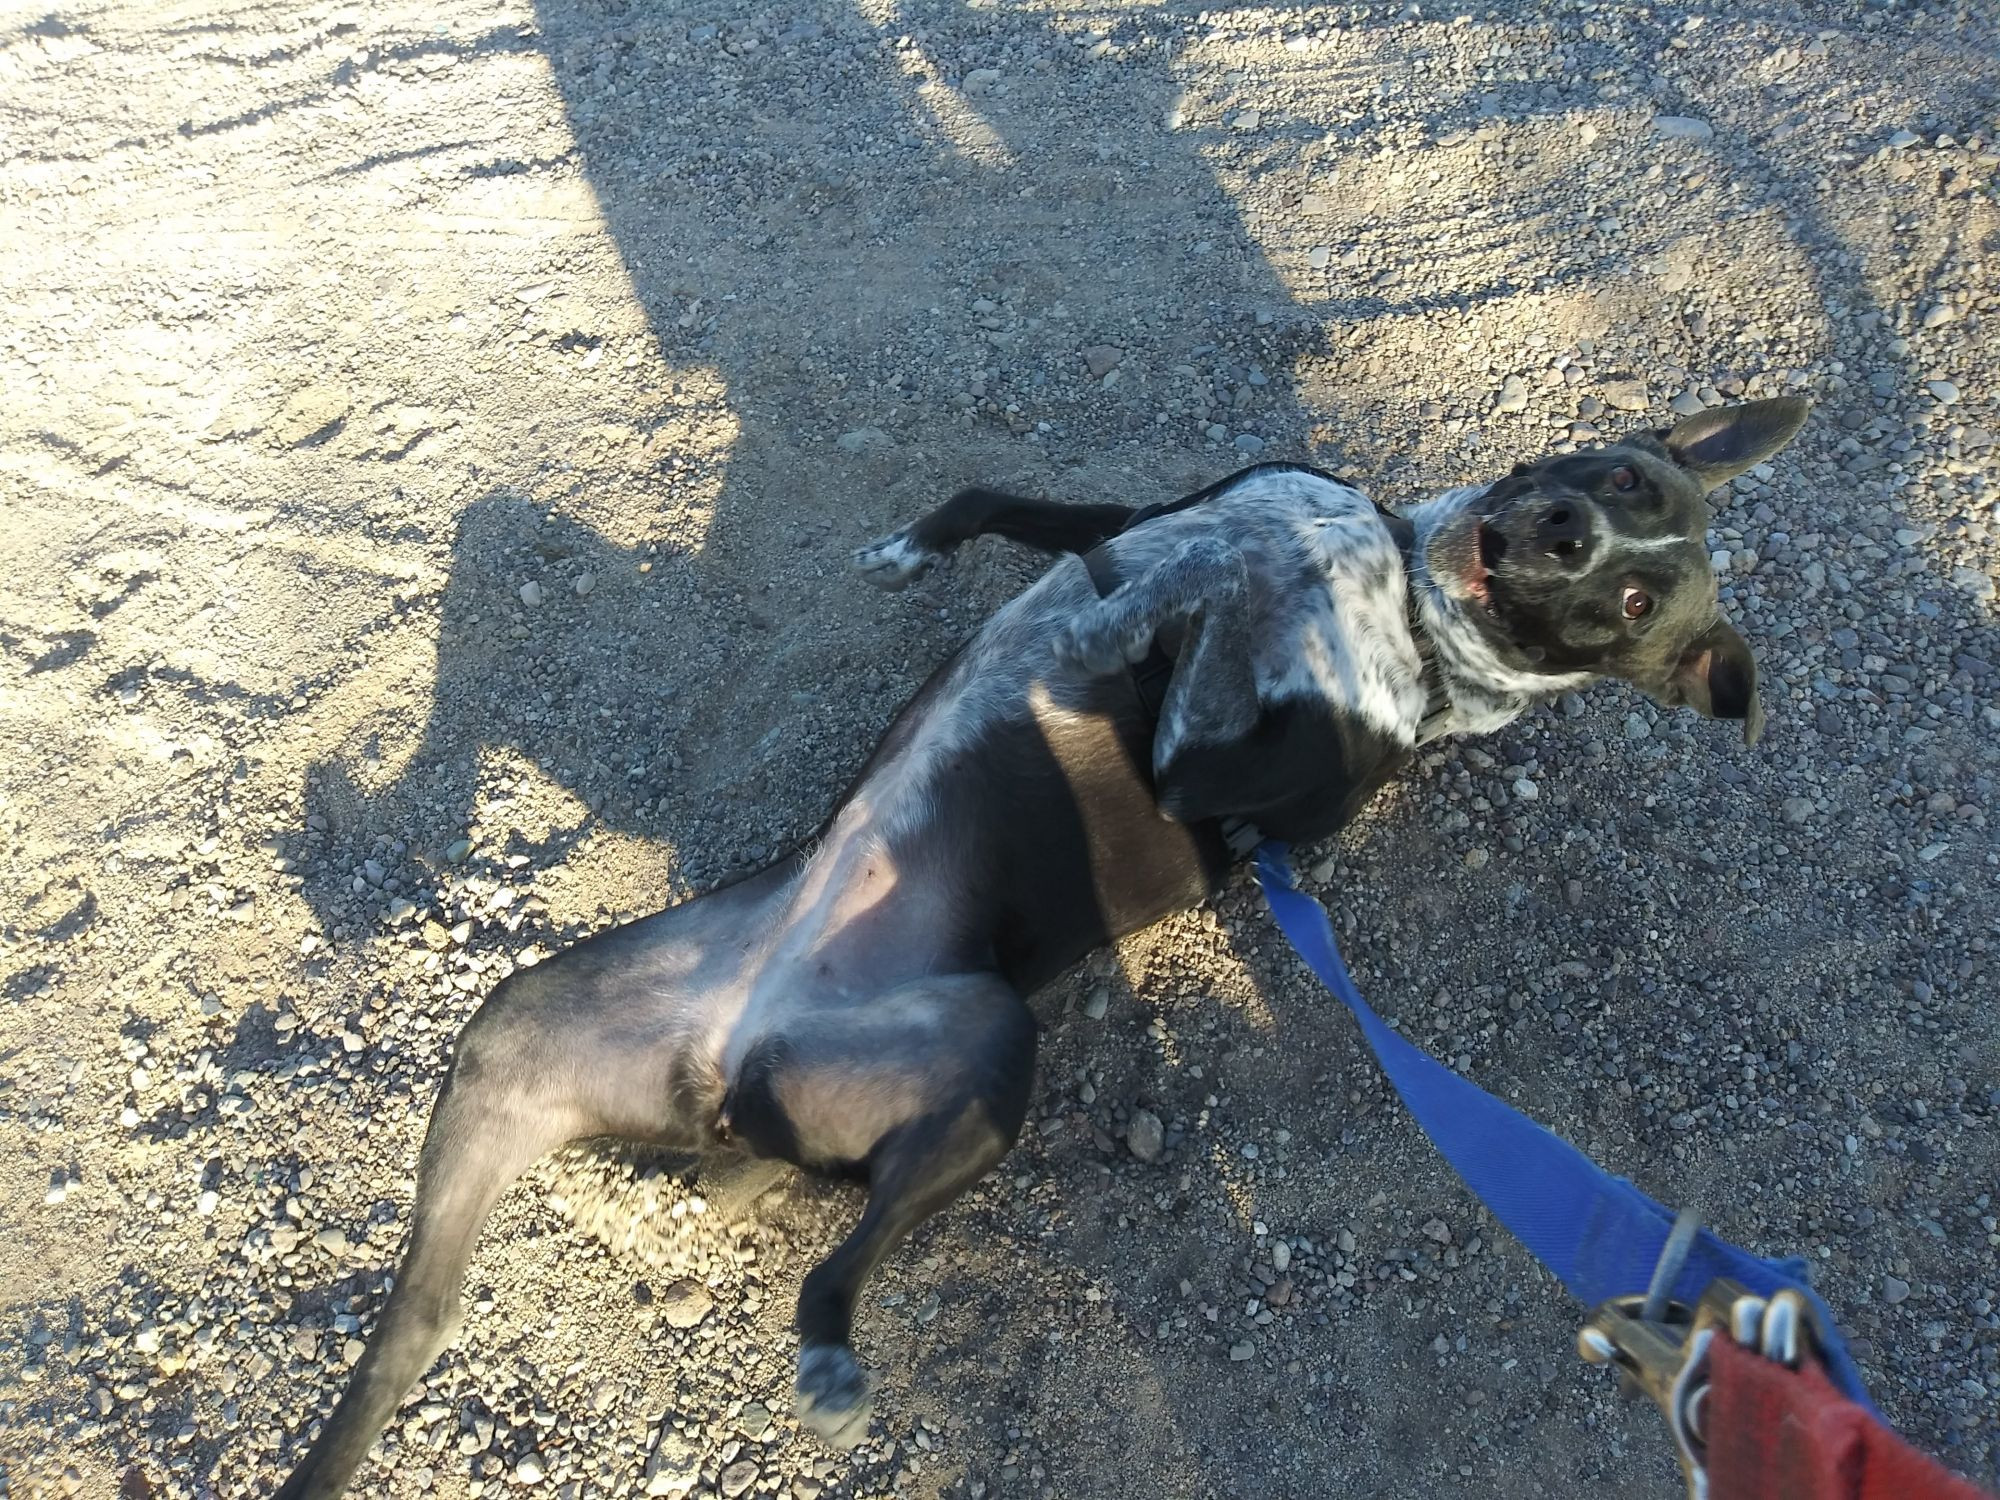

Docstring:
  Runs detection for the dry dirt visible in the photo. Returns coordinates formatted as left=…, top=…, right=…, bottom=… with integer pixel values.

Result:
left=3, top=1, right=1998, bottom=1498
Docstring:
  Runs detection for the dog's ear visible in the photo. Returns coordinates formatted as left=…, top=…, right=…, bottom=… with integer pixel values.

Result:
left=1658, top=398, right=1811, bottom=492
left=1663, top=616, right=1764, bottom=744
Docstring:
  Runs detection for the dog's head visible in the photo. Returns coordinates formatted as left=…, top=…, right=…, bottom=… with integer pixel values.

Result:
left=1423, top=397, right=1810, bottom=743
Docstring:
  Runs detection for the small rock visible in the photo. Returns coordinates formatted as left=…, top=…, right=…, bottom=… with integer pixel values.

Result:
left=1081, top=344, right=1123, bottom=380
left=314, top=1226, right=349, bottom=1257
left=644, top=1427, right=701, bottom=1496
left=1231, top=108, right=1261, bottom=131
left=963, top=68, right=1001, bottom=96
left=1884, top=1276, right=1912, bottom=1305
left=1651, top=115, right=1714, bottom=142
left=1082, top=986, right=1109, bottom=1020
left=1233, top=433, right=1265, bottom=456
left=1602, top=379, right=1650, bottom=412
left=837, top=427, right=895, bottom=455
left=573, top=573, right=595, bottom=597
left=1887, top=129, right=1920, bottom=150
left=1494, top=375, right=1529, bottom=414
left=1307, top=245, right=1331, bottom=270
left=719, top=1460, right=759, bottom=1498
left=1463, top=847, right=1489, bottom=871
left=1423, top=1218, right=1452, bottom=1245
left=515, top=1454, right=546, bottom=1485
left=739, top=1401, right=773, bottom=1440
left=1228, top=1340, right=1256, bottom=1361
left=1921, top=305, right=1955, bottom=329
left=1781, top=797, right=1814, bottom=826
left=1127, top=1108, right=1165, bottom=1163
left=1669, top=390, right=1707, bottom=417
left=519, top=581, right=544, bottom=607
left=1271, top=1240, right=1291, bottom=1273
left=1925, top=380, right=1960, bottom=405
left=658, top=1280, right=714, bottom=1329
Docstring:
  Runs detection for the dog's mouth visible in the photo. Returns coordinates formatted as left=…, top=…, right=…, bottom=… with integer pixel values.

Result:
left=1467, top=521, right=1506, bottom=610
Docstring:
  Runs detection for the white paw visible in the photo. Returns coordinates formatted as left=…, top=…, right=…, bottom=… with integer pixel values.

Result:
left=794, top=1345, right=874, bottom=1448
left=850, top=530, right=938, bottom=591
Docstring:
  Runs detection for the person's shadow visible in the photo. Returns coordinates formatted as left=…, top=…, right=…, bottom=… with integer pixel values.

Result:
left=293, top=2, right=1621, bottom=932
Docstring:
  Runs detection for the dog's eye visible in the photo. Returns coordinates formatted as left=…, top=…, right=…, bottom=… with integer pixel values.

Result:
left=1621, top=586, right=1653, bottom=620
left=1609, top=466, right=1638, bottom=492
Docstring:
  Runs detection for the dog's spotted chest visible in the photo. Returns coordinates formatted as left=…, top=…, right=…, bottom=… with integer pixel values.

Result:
left=1280, top=499, right=1432, bottom=744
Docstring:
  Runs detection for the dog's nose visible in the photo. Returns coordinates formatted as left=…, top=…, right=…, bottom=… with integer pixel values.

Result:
left=1532, top=502, right=1591, bottom=565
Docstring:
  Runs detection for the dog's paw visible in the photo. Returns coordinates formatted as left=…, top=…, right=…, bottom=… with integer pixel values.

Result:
left=850, top=529, right=938, bottom=591
left=1055, top=604, right=1156, bottom=677
left=795, top=1344, right=874, bottom=1448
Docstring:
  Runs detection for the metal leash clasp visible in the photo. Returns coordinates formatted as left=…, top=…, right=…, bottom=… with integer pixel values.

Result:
left=1570, top=1211, right=1745, bottom=1499
left=1577, top=1210, right=1826, bottom=1499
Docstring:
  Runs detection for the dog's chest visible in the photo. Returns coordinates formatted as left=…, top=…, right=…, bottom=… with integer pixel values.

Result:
left=1251, top=499, right=1431, bottom=745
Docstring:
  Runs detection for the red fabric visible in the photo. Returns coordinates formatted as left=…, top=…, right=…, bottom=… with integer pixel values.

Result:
left=1707, top=1333, right=1995, bottom=1500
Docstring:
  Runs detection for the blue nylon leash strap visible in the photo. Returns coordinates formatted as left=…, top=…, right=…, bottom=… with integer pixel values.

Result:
left=1253, top=840, right=1875, bottom=1409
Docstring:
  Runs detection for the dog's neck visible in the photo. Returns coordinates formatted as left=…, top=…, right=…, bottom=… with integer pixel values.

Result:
left=1399, top=484, right=1597, bottom=742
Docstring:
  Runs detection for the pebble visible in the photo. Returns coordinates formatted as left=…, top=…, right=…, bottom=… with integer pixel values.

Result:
left=1921, top=305, right=1955, bottom=329
left=1885, top=1276, right=1912, bottom=1305
left=519, top=581, right=544, bottom=607
left=1081, top=344, right=1123, bottom=380
left=516, top=1453, right=546, bottom=1484
left=1231, top=109, right=1261, bottom=131
left=836, top=426, right=894, bottom=454
left=1887, top=128, right=1920, bottom=149
left=962, top=68, right=1001, bottom=96
left=574, top=572, right=595, bottom=597
left=658, top=1280, right=714, bottom=1329
left=1082, top=986, right=1109, bottom=1020
left=1651, top=115, right=1714, bottom=142
left=719, top=1460, right=759, bottom=1498
left=1494, top=375, right=1529, bottom=414
left=1234, top=433, right=1265, bottom=455
left=1127, top=1108, right=1165, bottom=1163
left=1926, top=380, right=1960, bottom=405
left=1228, top=1340, right=1256, bottom=1361
left=1602, top=379, right=1650, bottom=412
left=1669, top=390, right=1707, bottom=417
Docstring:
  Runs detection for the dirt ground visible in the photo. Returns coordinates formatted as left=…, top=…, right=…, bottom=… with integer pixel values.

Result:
left=3, top=0, right=1998, bottom=1496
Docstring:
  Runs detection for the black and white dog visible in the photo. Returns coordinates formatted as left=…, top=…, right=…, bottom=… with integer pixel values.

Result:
left=271, top=398, right=1807, bottom=1496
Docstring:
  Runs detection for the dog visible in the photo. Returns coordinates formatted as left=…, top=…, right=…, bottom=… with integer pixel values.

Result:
left=270, top=397, right=1807, bottom=1496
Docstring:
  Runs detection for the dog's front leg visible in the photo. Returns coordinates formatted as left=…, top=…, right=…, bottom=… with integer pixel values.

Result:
left=1053, top=535, right=1251, bottom=677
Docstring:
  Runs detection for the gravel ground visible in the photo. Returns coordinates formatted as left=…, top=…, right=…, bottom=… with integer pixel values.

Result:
left=3, top=0, right=1998, bottom=1496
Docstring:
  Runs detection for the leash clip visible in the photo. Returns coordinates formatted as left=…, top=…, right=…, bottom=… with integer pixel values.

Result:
left=1576, top=1211, right=1737, bottom=1500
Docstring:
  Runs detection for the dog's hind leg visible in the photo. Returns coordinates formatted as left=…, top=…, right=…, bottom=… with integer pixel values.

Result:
left=852, top=486, right=1134, bottom=589
left=273, top=923, right=741, bottom=1499
left=739, top=973, right=1038, bottom=1445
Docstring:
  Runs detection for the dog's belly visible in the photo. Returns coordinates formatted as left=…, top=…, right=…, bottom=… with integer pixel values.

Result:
left=929, top=676, right=1228, bottom=992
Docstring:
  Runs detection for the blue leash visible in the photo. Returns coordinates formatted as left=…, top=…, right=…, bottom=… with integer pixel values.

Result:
left=1253, top=840, right=1875, bottom=1409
